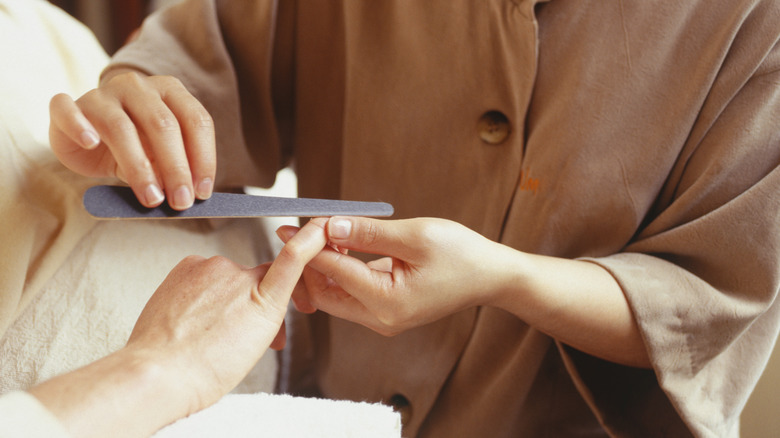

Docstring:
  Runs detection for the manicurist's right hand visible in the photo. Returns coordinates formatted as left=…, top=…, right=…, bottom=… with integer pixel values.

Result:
left=49, top=70, right=216, bottom=210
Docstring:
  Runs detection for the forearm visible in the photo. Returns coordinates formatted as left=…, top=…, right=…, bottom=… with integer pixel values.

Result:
left=28, top=348, right=187, bottom=438
left=487, top=245, right=651, bottom=368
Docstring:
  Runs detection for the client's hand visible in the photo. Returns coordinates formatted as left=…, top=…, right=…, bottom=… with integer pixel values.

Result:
left=29, top=218, right=329, bottom=438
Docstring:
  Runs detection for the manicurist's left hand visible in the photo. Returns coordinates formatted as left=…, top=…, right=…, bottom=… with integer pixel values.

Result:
left=277, top=217, right=513, bottom=336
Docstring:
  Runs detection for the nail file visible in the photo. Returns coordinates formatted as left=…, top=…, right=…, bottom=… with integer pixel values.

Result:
left=83, top=185, right=394, bottom=219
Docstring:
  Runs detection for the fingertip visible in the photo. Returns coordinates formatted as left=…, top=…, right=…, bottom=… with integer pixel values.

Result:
left=169, top=185, right=194, bottom=210
left=143, top=183, right=165, bottom=207
left=276, top=225, right=300, bottom=242
left=195, top=177, right=214, bottom=200
left=80, top=129, right=101, bottom=149
left=327, top=216, right=353, bottom=240
left=50, top=92, right=101, bottom=150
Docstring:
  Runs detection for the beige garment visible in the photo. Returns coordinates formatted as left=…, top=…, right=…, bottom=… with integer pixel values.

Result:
left=110, top=1, right=780, bottom=436
left=0, top=0, right=108, bottom=341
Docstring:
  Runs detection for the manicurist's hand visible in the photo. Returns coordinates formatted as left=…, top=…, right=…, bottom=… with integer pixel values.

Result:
left=29, top=218, right=329, bottom=438
left=280, top=216, right=652, bottom=369
left=49, top=70, right=215, bottom=210
left=279, top=217, right=510, bottom=336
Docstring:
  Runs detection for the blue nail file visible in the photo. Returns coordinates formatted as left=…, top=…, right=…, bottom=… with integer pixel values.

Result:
left=83, top=185, right=394, bottom=219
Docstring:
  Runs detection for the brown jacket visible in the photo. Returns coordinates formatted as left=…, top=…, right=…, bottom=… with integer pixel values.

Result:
left=111, top=1, right=780, bottom=436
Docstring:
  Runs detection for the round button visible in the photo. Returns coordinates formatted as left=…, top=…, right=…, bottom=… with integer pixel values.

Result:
left=389, top=393, right=412, bottom=426
left=477, top=110, right=511, bottom=145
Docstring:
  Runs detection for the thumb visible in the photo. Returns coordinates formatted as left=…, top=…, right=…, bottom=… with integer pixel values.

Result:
left=326, top=216, right=416, bottom=260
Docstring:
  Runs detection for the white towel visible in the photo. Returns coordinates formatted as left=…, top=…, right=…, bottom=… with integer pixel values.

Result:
left=155, top=393, right=401, bottom=438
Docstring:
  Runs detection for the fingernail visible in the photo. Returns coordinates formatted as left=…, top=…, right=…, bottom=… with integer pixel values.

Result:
left=172, top=185, right=193, bottom=210
left=145, top=184, right=164, bottom=206
left=329, top=218, right=352, bottom=240
left=196, top=177, right=213, bottom=199
left=276, top=226, right=299, bottom=241
left=80, top=130, right=100, bottom=149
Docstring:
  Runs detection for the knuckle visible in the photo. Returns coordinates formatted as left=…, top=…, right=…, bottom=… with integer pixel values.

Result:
left=277, top=238, right=305, bottom=262
left=205, top=255, right=234, bottom=270
left=109, top=70, right=145, bottom=89
left=374, top=318, right=403, bottom=337
left=373, top=302, right=409, bottom=333
left=182, top=254, right=206, bottom=264
left=121, top=158, right=154, bottom=182
left=164, top=162, right=193, bottom=176
left=145, top=110, right=180, bottom=133
left=153, top=74, right=184, bottom=89
left=178, top=254, right=207, bottom=270
left=183, top=107, right=214, bottom=130
left=361, top=220, right=383, bottom=247
left=102, top=114, right=137, bottom=136
left=411, top=219, right=440, bottom=245
left=204, top=255, right=242, bottom=280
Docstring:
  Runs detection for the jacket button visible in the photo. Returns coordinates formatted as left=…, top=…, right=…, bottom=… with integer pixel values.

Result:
left=477, top=110, right=511, bottom=145
left=389, top=393, right=412, bottom=426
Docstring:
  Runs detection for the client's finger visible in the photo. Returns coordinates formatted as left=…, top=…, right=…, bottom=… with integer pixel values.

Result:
left=253, top=217, right=329, bottom=312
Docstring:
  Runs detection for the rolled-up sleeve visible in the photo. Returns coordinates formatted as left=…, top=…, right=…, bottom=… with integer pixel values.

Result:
left=568, top=58, right=780, bottom=437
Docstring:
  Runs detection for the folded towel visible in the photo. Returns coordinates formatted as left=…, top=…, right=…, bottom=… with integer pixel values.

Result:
left=155, top=393, right=401, bottom=438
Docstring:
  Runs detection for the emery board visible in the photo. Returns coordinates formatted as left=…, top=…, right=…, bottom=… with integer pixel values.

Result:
left=83, top=185, right=394, bottom=219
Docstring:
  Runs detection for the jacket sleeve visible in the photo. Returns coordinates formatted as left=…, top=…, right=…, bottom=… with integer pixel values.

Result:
left=562, top=10, right=780, bottom=437
left=108, top=0, right=286, bottom=190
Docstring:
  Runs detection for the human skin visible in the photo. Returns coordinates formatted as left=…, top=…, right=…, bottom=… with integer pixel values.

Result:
left=28, top=218, right=330, bottom=438
left=49, top=70, right=214, bottom=211
left=280, top=217, right=651, bottom=369
left=49, top=71, right=650, bottom=370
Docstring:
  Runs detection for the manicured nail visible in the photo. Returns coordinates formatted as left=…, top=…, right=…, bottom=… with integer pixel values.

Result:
left=196, top=177, right=213, bottom=199
left=276, top=226, right=299, bottom=241
left=329, top=218, right=352, bottom=240
left=80, top=130, right=100, bottom=149
left=145, top=184, right=164, bottom=206
left=172, top=185, right=193, bottom=210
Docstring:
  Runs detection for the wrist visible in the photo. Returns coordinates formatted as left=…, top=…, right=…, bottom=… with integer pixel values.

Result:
left=480, top=243, right=537, bottom=317
left=30, top=346, right=193, bottom=438
left=117, top=345, right=203, bottom=419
